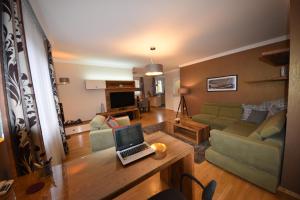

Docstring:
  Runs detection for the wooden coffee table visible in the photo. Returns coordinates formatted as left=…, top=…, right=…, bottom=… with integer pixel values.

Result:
left=173, top=118, right=209, bottom=145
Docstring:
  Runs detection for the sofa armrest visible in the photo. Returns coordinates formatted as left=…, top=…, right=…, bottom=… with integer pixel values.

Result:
left=209, top=129, right=282, bottom=176
left=89, top=129, right=115, bottom=152
left=116, top=116, right=131, bottom=126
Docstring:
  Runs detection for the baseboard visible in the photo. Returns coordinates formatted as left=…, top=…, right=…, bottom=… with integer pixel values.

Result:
left=65, top=123, right=90, bottom=136
left=278, top=186, right=300, bottom=199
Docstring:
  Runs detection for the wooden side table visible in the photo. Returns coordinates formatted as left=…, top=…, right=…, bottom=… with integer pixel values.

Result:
left=173, top=118, right=209, bottom=145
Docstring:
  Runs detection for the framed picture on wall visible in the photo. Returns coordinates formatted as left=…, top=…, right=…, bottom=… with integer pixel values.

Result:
left=207, top=75, right=238, bottom=92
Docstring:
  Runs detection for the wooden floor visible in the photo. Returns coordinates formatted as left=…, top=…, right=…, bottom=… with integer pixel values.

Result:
left=64, top=108, right=296, bottom=200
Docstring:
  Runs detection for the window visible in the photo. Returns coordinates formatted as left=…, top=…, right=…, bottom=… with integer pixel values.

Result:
left=155, top=79, right=164, bottom=94
left=134, top=79, right=141, bottom=96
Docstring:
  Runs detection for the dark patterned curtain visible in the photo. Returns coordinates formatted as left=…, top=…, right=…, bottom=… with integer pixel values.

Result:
left=1, top=0, right=45, bottom=175
left=45, top=40, right=68, bottom=154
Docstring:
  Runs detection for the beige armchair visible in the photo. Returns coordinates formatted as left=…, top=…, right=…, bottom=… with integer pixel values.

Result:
left=89, top=116, right=130, bottom=152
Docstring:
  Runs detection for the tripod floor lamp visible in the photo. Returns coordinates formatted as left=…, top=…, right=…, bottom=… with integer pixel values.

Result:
left=176, top=87, right=190, bottom=118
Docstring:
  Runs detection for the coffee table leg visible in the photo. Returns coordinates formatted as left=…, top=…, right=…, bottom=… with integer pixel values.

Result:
left=160, top=152, right=194, bottom=200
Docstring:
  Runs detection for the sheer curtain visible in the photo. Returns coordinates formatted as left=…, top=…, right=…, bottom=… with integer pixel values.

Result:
left=21, top=0, right=65, bottom=164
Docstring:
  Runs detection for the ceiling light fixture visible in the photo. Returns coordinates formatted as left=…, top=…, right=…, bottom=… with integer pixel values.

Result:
left=145, top=47, right=163, bottom=76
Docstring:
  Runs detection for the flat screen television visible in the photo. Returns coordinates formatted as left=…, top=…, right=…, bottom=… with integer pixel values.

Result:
left=110, top=91, right=135, bottom=109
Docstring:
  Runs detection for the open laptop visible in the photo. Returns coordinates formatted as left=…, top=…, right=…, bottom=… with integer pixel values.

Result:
left=114, top=123, right=155, bottom=165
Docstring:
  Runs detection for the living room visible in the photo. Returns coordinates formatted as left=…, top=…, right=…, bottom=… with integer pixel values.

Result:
left=0, top=0, right=300, bottom=200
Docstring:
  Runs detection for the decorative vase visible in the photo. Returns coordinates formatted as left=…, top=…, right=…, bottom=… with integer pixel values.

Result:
left=280, top=66, right=288, bottom=77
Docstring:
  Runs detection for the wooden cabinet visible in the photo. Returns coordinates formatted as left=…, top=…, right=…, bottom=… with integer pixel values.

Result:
left=85, top=80, right=106, bottom=89
left=105, top=80, right=135, bottom=89
left=85, top=80, right=136, bottom=90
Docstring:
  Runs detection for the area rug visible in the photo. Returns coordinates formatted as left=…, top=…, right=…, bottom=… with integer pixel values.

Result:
left=143, top=121, right=210, bottom=164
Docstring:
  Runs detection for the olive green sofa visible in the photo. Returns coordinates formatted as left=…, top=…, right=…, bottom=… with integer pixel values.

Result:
left=192, top=103, right=242, bottom=130
left=205, top=110, right=286, bottom=192
left=89, top=115, right=130, bottom=152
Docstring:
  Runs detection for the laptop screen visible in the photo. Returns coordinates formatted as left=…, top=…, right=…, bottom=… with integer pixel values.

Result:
left=114, top=123, right=144, bottom=151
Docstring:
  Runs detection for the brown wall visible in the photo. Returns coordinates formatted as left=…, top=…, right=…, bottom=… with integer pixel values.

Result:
left=180, top=41, right=289, bottom=115
left=281, top=0, right=300, bottom=195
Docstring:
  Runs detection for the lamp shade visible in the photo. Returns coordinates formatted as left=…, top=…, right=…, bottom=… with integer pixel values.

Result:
left=145, top=64, right=163, bottom=76
left=59, top=77, right=70, bottom=85
left=179, top=87, right=190, bottom=95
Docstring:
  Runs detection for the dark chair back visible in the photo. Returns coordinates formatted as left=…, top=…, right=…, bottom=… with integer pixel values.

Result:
left=202, top=180, right=217, bottom=200
left=180, top=173, right=216, bottom=200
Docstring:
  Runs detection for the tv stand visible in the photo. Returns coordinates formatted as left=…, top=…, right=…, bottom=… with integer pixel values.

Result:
left=96, top=107, right=140, bottom=119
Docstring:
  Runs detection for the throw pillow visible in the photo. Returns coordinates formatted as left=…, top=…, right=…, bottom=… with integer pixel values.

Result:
left=106, top=116, right=120, bottom=129
left=246, top=110, right=268, bottom=124
left=90, top=115, right=106, bottom=130
left=266, top=98, right=287, bottom=118
left=248, top=131, right=262, bottom=141
left=241, top=104, right=253, bottom=120
left=260, top=111, right=286, bottom=139
left=242, top=103, right=268, bottom=120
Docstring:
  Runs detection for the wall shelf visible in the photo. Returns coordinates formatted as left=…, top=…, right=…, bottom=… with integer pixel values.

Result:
left=106, top=80, right=135, bottom=89
left=259, top=48, right=290, bottom=66
left=245, top=76, right=288, bottom=83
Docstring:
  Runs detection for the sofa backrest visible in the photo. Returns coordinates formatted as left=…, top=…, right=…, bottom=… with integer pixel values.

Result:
left=200, top=103, right=242, bottom=119
left=90, top=115, right=106, bottom=131
left=90, top=115, right=130, bottom=131
left=200, top=103, right=219, bottom=116
left=218, top=104, right=242, bottom=120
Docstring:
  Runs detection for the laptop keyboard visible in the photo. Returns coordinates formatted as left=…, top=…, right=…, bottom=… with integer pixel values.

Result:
left=120, top=144, right=150, bottom=158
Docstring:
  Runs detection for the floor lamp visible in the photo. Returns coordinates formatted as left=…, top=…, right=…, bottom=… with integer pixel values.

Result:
left=176, top=87, right=190, bottom=118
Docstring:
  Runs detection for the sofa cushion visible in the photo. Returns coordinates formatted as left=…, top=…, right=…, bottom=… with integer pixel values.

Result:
left=90, top=115, right=106, bottom=130
left=219, top=105, right=242, bottom=120
left=192, top=114, right=217, bottom=125
left=201, top=104, right=219, bottom=116
left=248, top=117, right=269, bottom=140
left=260, top=111, right=286, bottom=139
left=248, top=131, right=262, bottom=140
left=223, top=121, right=259, bottom=137
left=241, top=103, right=269, bottom=120
left=264, top=130, right=285, bottom=148
left=115, top=116, right=131, bottom=126
left=100, top=123, right=110, bottom=130
left=246, top=110, right=268, bottom=124
left=211, top=117, right=237, bottom=130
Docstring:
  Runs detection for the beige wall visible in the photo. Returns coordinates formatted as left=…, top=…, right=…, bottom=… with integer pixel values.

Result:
left=180, top=41, right=289, bottom=115
left=55, top=62, right=133, bottom=121
left=281, top=0, right=300, bottom=195
left=165, top=69, right=180, bottom=111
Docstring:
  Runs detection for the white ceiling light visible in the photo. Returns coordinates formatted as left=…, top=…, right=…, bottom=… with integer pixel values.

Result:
left=145, top=47, right=163, bottom=76
left=145, top=64, right=163, bottom=76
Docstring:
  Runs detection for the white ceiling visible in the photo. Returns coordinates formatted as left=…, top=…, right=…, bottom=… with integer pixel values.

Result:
left=29, top=0, right=289, bottom=71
